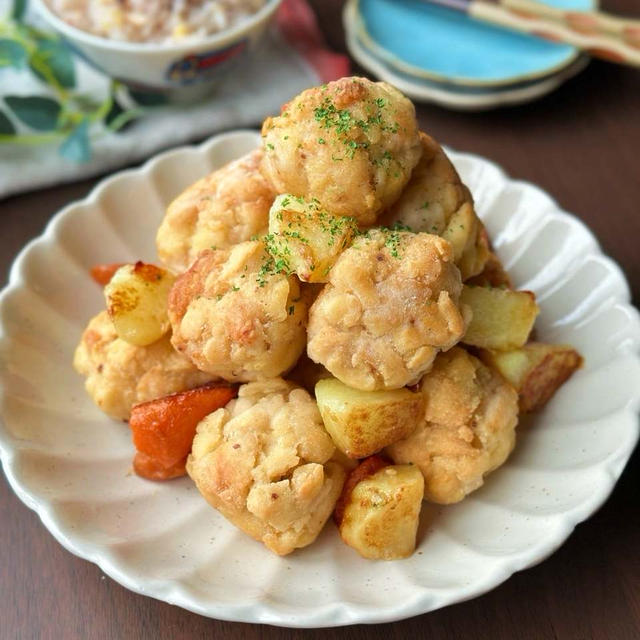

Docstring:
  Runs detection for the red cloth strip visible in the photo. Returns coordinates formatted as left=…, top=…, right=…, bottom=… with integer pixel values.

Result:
left=277, top=0, right=350, bottom=83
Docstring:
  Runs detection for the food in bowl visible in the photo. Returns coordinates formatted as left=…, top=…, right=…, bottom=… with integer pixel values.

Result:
left=385, top=347, right=519, bottom=505
left=156, top=149, right=274, bottom=274
left=73, top=309, right=214, bottom=420
left=35, top=0, right=281, bottom=94
left=306, top=230, right=467, bottom=391
left=261, top=77, right=422, bottom=225
left=187, top=378, right=346, bottom=555
left=168, top=241, right=309, bottom=381
left=44, top=0, right=267, bottom=43
left=74, top=76, right=583, bottom=560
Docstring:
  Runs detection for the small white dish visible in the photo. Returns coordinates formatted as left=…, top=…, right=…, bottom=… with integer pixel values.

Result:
left=1, top=130, right=639, bottom=627
left=33, top=0, right=282, bottom=100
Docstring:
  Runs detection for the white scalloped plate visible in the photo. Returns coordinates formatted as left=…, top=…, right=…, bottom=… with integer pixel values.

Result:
left=1, top=130, right=639, bottom=627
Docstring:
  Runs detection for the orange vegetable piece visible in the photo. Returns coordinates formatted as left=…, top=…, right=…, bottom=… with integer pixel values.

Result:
left=133, top=452, right=187, bottom=481
left=90, top=262, right=126, bottom=285
left=130, top=382, right=237, bottom=481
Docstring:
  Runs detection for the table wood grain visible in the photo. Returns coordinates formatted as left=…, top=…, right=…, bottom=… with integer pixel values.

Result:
left=1, top=1, right=638, bottom=638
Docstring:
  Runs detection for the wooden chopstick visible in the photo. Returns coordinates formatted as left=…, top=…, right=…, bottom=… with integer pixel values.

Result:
left=500, top=0, right=640, bottom=41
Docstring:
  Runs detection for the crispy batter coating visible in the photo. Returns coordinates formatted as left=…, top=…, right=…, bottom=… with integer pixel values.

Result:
left=168, top=241, right=307, bottom=382
left=261, top=77, right=422, bottom=225
left=307, top=230, right=467, bottom=391
left=187, top=379, right=346, bottom=555
left=156, top=149, right=274, bottom=273
left=379, top=133, right=489, bottom=280
left=385, top=347, right=518, bottom=504
left=73, top=311, right=213, bottom=420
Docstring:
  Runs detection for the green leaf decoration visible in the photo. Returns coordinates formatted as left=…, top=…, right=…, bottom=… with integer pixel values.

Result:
left=0, top=109, right=16, bottom=135
left=23, top=24, right=54, bottom=43
left=0, top=18, right=162, bottom=159
left=105, top=98, right=125, bottom=128
left=29, top=40, right=76, bottom=89
left=12, top=0, right=27, bottom=21
left=0, top=39, right=27, bottom=68
left=129, top=90, right=169, bottom=107
left=59, top=120, right=90, bottom=163
left=4, top=95, right=62, bottom=131
left=72, top=95, right=104, bottom=114
left=104, top=99, right=139, bottom=132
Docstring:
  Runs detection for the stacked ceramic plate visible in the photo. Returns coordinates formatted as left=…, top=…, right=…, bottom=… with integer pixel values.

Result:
left=344, top=0, right=594, bottom=110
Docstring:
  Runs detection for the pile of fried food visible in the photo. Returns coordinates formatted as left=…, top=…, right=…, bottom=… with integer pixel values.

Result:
left=74, top=77, right=582, bottom=560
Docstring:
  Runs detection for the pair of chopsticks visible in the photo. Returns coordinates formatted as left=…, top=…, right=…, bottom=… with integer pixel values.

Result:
left=424, top=0, right=640, bottom=68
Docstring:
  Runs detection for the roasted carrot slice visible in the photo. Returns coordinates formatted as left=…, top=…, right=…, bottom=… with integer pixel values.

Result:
left=90, top=262, right=126, bottom=285
left=130, top=382, right=237, bottom=481
left=133, top=452, right=187, bottom=481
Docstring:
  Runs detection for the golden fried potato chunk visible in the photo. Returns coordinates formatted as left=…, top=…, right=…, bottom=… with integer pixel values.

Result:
left=104, top=262, right=175, bottom=347
left=335, top=456, right=424, bottom=560
left=73, top=311, right=213, bottom=420
left=379, top=133, right=489, bottom=280
left=386, top=348, right=518, bottom=504
left=156, top=149, right=274, bottom=273
left=168, top=241, right=308, bottom=382
left=315, top=377, right=424, bottom=459
left=461, top=286, right=539, bottom=351
left=261, top=77, right=422, bottom=225
left=478, top=342, right=583, bottom=413
left=307, top=230, right=467, bottom=391
left=267, top=194, right=357, bottom=283
left=187, top=379, right=346, bottom=556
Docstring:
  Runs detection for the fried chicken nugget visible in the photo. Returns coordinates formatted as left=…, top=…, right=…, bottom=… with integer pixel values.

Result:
left=73, top=311, right=214, bottom=420
left=379, top=133, right=489, bottom=280
left=187, top=379, right=346, bottom=555
left=386, top=347, right=518, bottom=504
left=156, top=149, right=275, bottom=273
left=307, top=230, right=467, bottom=391
left=261, top=77, right=422, bottom=225
left=168, top=241, right=307, bottom=382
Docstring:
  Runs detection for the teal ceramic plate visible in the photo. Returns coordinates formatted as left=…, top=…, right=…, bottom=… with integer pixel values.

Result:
left=351, top=0, right=595, bottom=87
left=344, top=9, right=589, bottom=110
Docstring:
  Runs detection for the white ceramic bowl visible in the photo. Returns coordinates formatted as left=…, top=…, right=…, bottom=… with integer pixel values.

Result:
left=1, top=131, right=639, bottom=627
left=33, top=0, right=282, bottom=99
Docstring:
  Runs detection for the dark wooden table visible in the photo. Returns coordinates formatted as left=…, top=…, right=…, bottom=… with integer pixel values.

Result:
left=1, top=1, right=639, bottom=638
